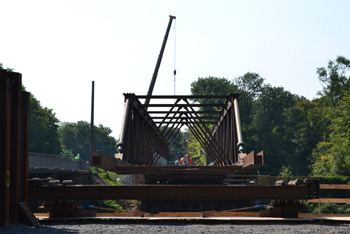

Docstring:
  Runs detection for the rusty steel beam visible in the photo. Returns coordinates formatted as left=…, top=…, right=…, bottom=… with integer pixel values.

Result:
left=9, top=72, right=22, bottom=223
left=148, top=111, right=221, bottom=114
left=145, top=103, right=225, bottom=108
left=110, top=165, right=264, bottom=175
left=28, top=184, right=318, bottom=201
left=136, top=95, right=240, bottom=99
left=19, top=92, right=30, bottom=204
left=0, top=72, right=11, bottom=227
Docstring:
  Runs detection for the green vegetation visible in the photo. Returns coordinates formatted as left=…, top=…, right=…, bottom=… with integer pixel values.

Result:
left=2, top=55, right=350, bottom=176
left=90, top=167, right=123, bottom=185
left=87, top=167, right=125, bottom=212
left=58, top=121, right=117, bottom=161
left=188, top=56, right=350, bottom=176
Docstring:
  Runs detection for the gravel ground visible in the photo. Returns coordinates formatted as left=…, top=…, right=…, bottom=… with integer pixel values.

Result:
left=1, top=221, right=350, bottom=234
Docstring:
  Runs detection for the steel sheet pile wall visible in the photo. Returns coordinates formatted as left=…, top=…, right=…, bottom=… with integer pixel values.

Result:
left=0, top=71, right=30, bottom=227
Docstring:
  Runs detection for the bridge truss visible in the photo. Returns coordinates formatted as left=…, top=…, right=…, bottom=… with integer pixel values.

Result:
left=92, top=93, right=263, bottom=175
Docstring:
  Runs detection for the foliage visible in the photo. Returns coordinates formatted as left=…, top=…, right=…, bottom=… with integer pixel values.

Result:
left=88, top=167, right=126, bottom=212
left=0, top=62, right=14, bottom=72
left=279, top=165, right=292, bottom=177
left=191, top=76, right=238, bottom=97
left=60, top=144, right=74, bottom=158
left=58, top=121, right=117, bottom=161
left=248, top=85, right=301, bottom=175
left=311, top=89, right=350, bottom=176
left=184, top=129, right=207, bottom=165
left=234, top=72, right=265, bottom=132
left=160, top=126, right=188, bottom=162
left=317, top=56, right=350, bottom=106
left=305, top=202, right=350, bottom=214
left=29, top=94, right=62, bottom=154
left=83, top=199, right=124, bottom=213
left=96, top=168, right=122, bottom=186
left=1, top=62, right=63, bottom=155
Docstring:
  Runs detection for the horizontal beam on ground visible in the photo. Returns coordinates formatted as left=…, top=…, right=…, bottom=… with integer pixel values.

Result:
left=29, top=185, right=314, bottom=200
left=111, top=165, right=244, bottom=174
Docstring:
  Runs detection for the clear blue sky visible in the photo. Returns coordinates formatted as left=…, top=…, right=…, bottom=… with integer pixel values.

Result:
left=1, top=0, right=350, bottom=140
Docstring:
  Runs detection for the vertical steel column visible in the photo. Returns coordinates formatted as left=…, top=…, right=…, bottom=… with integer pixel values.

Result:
left=0, top=71, right=30, bottom=226
left=19, top=92, right=30, bottom=202
left=9, top=72, right=22, bottom=223
left=90, top=81, right=94, bottom=165
left=19, top=91, right=30, bottom=223
left=0, top=73, right=11, bottom=227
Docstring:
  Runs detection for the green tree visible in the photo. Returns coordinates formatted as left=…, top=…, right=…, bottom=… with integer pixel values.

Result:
left=167, top=129, right=188, bottom=162
left=1, top=62, right=62, bottom=154
left=249, top=85, right=300, bottom=175
left=29, top=95, right=61, bottom=154
left=59, top=121, right=117, bottom=161
left=284, top=98, right=329, bottom=175
left=234, top=72, right=265, bottom=124
left=184, top=129, right=206, bottom=165
left=311, top=89, right=350, bottom=176
left=317, top=56, right=350, bottom=106
left=0, top=62, right=14, bottom=72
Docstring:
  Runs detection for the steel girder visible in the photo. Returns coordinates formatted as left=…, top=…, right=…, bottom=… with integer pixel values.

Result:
left=28, top=182, right=319, bottom=201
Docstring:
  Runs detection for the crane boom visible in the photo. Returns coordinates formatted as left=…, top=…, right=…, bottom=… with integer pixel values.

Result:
left=144, top=15, right=176, bottom=110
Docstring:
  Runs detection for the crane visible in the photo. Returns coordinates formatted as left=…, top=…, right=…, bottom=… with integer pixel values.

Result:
left=144, top=15, right=176, bottom=110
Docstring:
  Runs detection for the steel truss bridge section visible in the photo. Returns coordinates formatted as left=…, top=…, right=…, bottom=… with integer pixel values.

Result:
left=97, top=93, right=256, bottom=171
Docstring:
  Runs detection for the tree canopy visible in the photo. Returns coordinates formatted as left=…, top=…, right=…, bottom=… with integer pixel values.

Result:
left=59, top=121, right=117, bottom=161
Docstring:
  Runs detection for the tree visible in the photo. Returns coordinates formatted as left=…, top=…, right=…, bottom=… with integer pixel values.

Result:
left=311, top=89, right=350, bottom=176
left=285, top=98, right=329, bottom=175
left=317, top=56, right=350, bottom=106
left=59, top=121, right=117, bottom=161
left=0, top=62, right=14, bottom=72
left=29, top=94, right=61, bottom=154
left=248, top=85, right=300, bottom=175
left=191, top=76, right=238, bottom=97
left=165, top=128, right=188, bottom=162
left=1, top=62, right=62, bottom=154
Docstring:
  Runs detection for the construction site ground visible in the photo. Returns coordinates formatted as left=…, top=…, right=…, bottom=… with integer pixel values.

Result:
left=2, top=218, right=350, bottom=234
left=33, top=212, right=350, bottom=222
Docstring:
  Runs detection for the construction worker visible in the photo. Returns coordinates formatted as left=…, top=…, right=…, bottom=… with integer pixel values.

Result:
left=175, top=160, right=180, bottom=165
left=179, top=154, right=193, bottom=166
left=75, top=154, right=81, bottom=162
left=186, top=154, right=194, bottom=165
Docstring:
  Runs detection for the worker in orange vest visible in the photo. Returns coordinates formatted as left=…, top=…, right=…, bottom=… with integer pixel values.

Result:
left=179, top=154, right=194, bottom=165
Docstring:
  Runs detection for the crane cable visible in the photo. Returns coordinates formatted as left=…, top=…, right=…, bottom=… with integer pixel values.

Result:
left=173, top=18, right=176, bottom=97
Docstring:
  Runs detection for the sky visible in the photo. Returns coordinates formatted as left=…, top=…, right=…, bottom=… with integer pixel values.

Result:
left=1, top=0, right=350, bottom=140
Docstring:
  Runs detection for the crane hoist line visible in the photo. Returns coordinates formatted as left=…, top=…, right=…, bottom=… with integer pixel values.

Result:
left=144, top=15, right=176, bottom=110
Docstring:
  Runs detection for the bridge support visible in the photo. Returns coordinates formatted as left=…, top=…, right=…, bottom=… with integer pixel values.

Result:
left=0, top=70, right=30, bottom=227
